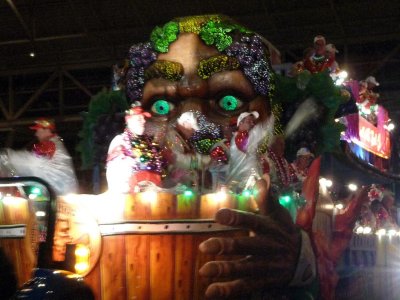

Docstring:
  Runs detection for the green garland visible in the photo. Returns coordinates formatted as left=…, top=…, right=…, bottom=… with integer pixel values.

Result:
left=149, top=15, right=251, bottom=54
left=273, top=70, right=347, bottom=155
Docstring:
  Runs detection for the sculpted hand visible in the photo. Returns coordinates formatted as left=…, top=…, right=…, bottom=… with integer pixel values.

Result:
left=199, top=204, right=302, bottom=299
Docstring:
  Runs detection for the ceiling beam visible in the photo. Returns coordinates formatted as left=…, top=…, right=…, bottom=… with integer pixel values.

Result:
left=0, top=33, right=87, bottom=46
left=13, top=70, right=59, bottom=119
left=6, top=0, right=33, bottom=41
left=367, top=44, right=400, bottom=76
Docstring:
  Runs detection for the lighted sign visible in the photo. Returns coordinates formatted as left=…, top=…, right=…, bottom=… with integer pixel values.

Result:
left=353, top=112, right=391, bottom=159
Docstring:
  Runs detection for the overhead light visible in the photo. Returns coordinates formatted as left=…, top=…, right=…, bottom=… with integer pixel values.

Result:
left=387, top=123, right=395, bottom=131
left=29, top=51, right=35, bottom=57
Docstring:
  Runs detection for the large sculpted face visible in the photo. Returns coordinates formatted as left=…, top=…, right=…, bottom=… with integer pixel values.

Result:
left=125, top=15, right=276, bottom=143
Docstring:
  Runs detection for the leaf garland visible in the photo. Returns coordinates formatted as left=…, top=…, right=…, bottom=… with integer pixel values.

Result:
left=274, top=71, right=347, bottom=155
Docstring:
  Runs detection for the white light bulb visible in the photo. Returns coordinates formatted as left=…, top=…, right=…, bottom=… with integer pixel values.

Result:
left=348, top=183, right=358, bottom=191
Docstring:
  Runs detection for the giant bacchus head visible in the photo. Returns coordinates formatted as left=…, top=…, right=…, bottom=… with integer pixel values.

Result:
left=125, top=15, right=277, bottom=142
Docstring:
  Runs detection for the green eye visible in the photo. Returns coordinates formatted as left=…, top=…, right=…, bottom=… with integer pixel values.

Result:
left=151, top=99, right=173, bottom=115
left=219, top=95, right=242, bottom=111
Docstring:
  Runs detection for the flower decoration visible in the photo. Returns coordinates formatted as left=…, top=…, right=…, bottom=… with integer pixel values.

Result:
left=150, top=21, right=179, bottom=53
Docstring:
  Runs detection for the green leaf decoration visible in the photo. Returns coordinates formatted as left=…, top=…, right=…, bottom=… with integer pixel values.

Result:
left=199, top=21, right=233, bottom=51
left=150, top=21, right=179, bottom=53
left=274, top=71, right=347, bottom=154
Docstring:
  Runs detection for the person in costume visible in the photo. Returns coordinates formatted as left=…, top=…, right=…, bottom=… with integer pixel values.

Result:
left=358, top=76, right=380, bottom=124
left=106, top=105, right=166, bottom=193
left=0, top=118, right=78, bottom=195
left=227, top=111, right=273, bottom=200
left=291, top=147, right=314, bottom=183
left=303, top=35, right=335, bottom=74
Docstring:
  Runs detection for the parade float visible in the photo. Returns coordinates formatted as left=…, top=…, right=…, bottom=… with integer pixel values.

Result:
left=0, top=14, right=398, bottom=300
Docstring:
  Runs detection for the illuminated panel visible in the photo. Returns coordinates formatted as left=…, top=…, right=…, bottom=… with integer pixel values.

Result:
left=354, top=115, right=391, bottom=159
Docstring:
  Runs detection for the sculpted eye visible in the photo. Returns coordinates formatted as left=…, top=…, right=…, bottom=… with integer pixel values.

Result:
left=218, top=95, right=242, bottom=111
left=151, top=99, right=174, bottom=115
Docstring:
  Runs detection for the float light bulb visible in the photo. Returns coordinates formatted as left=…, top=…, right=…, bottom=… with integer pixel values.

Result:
left=335, top=203, right=344, bottom=210
left=279, top=195, right=292, bottom=207
left=348, top=183, right=358, bottom=191
left=242, top=190, right=251, bottom=197
left=184, top=190, right=193, bottom=197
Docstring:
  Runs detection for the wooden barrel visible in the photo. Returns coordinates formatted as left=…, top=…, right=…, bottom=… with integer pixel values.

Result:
left=64, top=191, right=255, bottom=300
left=0, top=189, right=37, bottom=287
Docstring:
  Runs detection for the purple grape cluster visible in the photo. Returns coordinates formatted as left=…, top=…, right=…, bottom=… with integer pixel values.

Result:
left=126, top=42, right=157, bottom=101
left=225, top=34, right=275, bottom=97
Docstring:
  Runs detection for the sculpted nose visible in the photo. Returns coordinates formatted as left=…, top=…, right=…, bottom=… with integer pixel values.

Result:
left=177, top=74, right=208, bottom=114
left=179, top=98, right=206, bottom=115
left=177, top=74, right=207, bottom=99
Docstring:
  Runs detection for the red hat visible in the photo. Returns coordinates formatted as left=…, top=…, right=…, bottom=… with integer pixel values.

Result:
left=125, top=106, right=151, bottom=118
left=29, top=118, right=56, bottom=131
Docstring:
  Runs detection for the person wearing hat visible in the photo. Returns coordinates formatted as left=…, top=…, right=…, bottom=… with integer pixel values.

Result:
left=303, top=35, right=336, bottom=74
left=358, top=76, right=380, bottom=124
left=0, top=118, right=78, bottom=195
left=106, top=105, right=166, bottom=193
left=291, top=147, right=315, bottom=183
left=227, top=110, right=273, bottom=200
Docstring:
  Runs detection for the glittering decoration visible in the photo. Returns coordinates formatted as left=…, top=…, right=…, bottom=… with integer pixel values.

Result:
left=198, top=55, right=240, bottom=79
left=199, top=21, right=234, bottom=52
left=152, top=99, right=171, bottom=115
left=188, top=113, right=224, bottom=154
left=126, top=42, right=157, bottom=101
left=235, top=130, right=249, bottom=153
left=150, top=21, right=179, bottom=53
left=257, top=132, right=271, bottom=155
left=225, top=34, right=275, bottom=98
left=266, top=147, right=297, bottom=187
left=210, top=146, right=228, bottom=163
left=177, top=15, right=222, bottom=34
left=219, top=95, right=239, bottom=111
left=271, top=103, right=284, bottom=135
left=145, top=60, right=183, bottom=82
left=32, top=140, right=56, bottom=159
left=123, top=129, right=166, bottom=175
left=125, top=15, right=275, bottom=105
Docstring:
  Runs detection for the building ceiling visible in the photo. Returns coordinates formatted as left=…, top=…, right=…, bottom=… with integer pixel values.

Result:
left=0, top=0, right=399, bottom=159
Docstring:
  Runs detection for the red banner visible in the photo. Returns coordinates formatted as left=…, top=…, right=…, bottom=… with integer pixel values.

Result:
left=355, top=112, right=391, bottom=159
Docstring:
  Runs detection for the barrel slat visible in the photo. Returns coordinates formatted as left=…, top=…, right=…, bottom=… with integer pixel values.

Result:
left=101, top=235, right=126, bottom=300
left=174, top=234, right=195, bottom=299
left=126, top=235, right=150, bottom=300
left=149, top=235, right=174, bottom=300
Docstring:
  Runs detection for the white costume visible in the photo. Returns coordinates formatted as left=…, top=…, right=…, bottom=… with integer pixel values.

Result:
left=1, top=135, right=78, bottom=195
left=227, top=115, right=274, bottom=189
